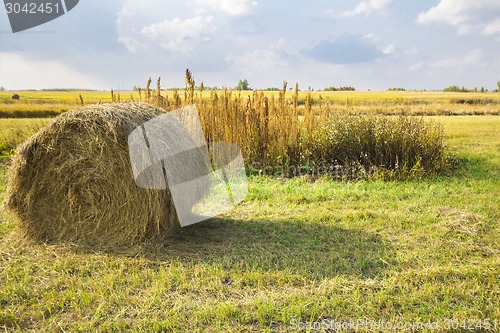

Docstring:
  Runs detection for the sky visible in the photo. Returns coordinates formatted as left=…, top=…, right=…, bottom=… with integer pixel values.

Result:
left=0, top=0, right=499, bottom=91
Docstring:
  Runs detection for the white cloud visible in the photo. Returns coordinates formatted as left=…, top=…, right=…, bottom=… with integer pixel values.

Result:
left=232, top=48, right=286, bottom=72
left=302, top=34, right=384, bottom=64
left=0, top=53, right=103, bottom=90
left=409, top=62, right=423, bottom=72
left=412, top=49, right=482, bottom=72
left=229, top=39, right=289, bottom=75
left=417, top=0, right=468, bottom=26
left=417, top=0, right=500, bottom=37
left=382, top=44, right=396, bottom=55
left=342, top=0, right=391, bottom=17
left=141, top=16, right=216, bottom=54
left=191, top=0, right=258, bottom=16
left=319, top=9, right=336, bottom=19
left=362, top=33, right=380, bottom=43
left=118, top=36, right=144, bottom=53
left=434, top=50, right=480, bottom=69
left=483, top=18, right=500, bottom=36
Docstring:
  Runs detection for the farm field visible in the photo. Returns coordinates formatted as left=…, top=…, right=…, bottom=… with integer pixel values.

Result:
left=1, top=90, right=500, bottom=117
left=0, top=109, right=498, bottom=331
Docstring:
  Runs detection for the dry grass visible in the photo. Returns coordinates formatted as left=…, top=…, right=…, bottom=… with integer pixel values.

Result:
left=141, top=74, right=450, bottom=178
left=1, top=74, right=497, bottom=179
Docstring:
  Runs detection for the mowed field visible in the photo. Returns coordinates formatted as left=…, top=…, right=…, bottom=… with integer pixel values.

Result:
left=1, top=90, right=500, bottom=116
left=0, top=91, right=499, bottom=332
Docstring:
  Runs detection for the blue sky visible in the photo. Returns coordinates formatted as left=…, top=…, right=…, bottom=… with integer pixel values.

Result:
left=1, top=0, right=499, bottom=91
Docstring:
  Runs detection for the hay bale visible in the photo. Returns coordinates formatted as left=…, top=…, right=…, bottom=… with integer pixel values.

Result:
left=4, top=102, right=205, bottom=247
left=11, top=94, right=20, bottom=100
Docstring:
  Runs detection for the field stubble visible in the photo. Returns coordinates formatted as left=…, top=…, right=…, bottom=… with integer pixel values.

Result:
left=0, top=85, right=498, bottom=331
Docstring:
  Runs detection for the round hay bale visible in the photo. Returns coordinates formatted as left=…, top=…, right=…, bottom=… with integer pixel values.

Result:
left=11, top=93, right=20, bottom=100
left=4, top=102, right=206, bottom=247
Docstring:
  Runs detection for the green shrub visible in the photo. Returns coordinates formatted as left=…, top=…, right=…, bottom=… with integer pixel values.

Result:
left=308, top=114, right=449, bottom=179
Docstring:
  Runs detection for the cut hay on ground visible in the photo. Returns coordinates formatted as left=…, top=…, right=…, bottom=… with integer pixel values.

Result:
left=4, top=103, right=201, bottom=247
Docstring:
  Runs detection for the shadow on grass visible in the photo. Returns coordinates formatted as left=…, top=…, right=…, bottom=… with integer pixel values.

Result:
left=1, top=164, right=394, bottom=281
left=2, top=205, right=395, bottom=281
left=119, top=217, right=395, bottom=280
left=453, top=155, right=498, bottom=180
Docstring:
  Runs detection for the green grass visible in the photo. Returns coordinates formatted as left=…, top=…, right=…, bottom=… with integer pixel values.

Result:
left=0, top=91, right=113, bottom=117
left=0, top=116, right=499, bottom=332
left=0, top=118, right=50, bottom=156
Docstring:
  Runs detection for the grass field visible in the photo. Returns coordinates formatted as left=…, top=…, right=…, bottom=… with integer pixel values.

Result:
left=1, top=90, right=499, bottom=117
left=0, top=114, right=498, bottom=332
left=0, top=118, right=50, bottom=156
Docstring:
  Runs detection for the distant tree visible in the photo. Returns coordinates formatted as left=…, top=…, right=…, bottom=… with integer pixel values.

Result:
left=497, top=80, right=500, bottom=91
left=480, top=86, right=485, bottom=93
left=444, top=85, right=471, bottom=92
left=324, top=86, right=338, bottom=91
left=0, top=86, right=5, bottom=91
left=237, top=79, right=250, bottom=91
left=324, top=86, right=356, bottom=91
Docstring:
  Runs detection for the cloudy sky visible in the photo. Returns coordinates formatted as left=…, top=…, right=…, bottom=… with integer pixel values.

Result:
left=1, top=0, right=499, bottom=91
